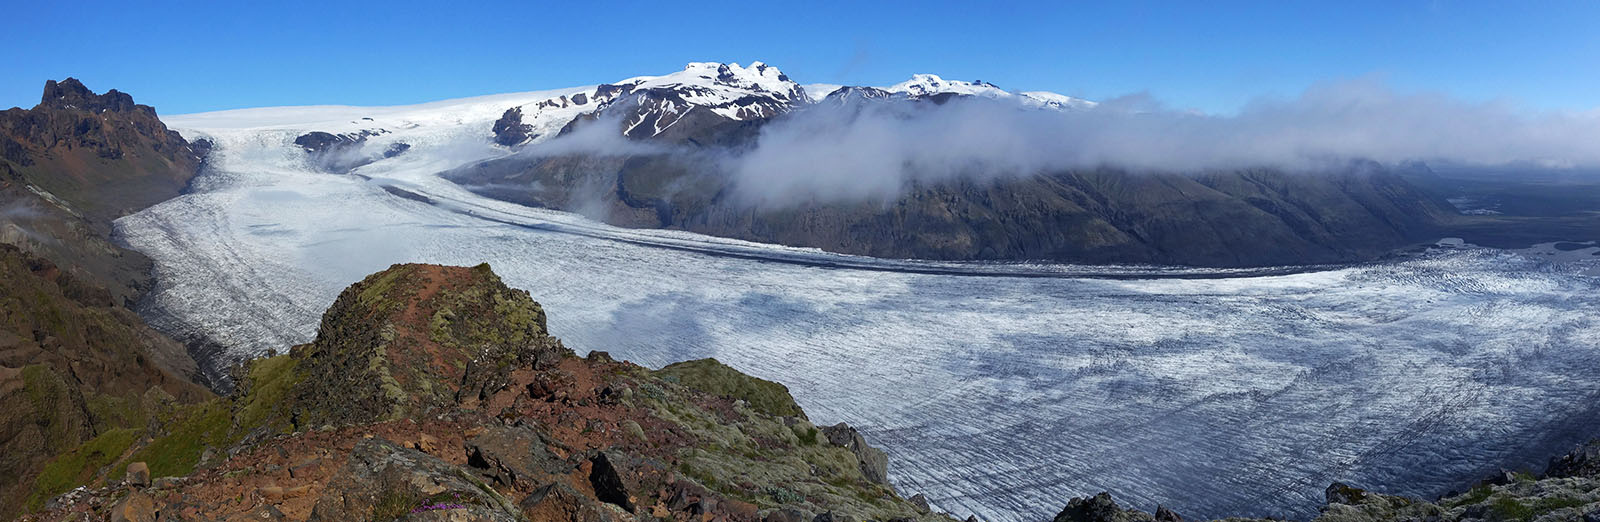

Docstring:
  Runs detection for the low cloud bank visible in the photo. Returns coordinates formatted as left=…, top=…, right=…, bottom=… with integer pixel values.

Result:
left=508, top=78, right=1600, bottom=207
left=727, top=78, right=1600, bottom=205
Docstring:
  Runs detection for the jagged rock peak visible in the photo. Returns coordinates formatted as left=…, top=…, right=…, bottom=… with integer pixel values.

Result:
left=38, top=78, right=150, bottom=114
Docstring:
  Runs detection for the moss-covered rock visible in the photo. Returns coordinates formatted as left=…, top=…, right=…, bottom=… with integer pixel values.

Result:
left=289, top=263, right=569, bottom=429
left=656, top=358, right=806, bottom=419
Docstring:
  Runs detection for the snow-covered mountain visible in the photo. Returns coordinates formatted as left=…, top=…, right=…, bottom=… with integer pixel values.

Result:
left=885, top=73, right=1096, bottom=109
left=488, top=62, right=1094, bottom=146
left=493, top=61, right=810, bottom=145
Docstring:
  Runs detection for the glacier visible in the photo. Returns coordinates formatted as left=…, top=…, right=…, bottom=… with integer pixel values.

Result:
left=114, top=94, right=1600, bottom=521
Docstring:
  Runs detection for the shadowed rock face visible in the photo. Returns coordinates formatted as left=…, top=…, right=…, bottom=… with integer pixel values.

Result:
left=1, top=77, right=207, bottom=304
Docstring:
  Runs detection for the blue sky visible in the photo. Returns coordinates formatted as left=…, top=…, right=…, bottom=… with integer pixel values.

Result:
left=3, top=1, right=1597, bottom=115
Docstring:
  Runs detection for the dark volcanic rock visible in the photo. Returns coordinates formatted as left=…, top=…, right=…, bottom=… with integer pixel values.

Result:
left=308, top=438, right=522, bottom=521
left=1546, top=439, right=1600, bottom=478
left=466, top=425, right=563, bottom=490
left=292, top=130, right=390, bottom=173
left=588, top=450, right=637, bottom=512
left=1325, top=482, right=1369, bottom=505
left=1, top=77, right=202, bottom=223
left=1053, top=492, right=1170, bottom=522
left=492, top=107, right=535, bottom=147
left=39, top=78, right=142, bottom=114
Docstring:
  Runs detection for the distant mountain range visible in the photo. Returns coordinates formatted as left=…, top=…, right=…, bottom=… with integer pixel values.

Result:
left=138, top=61, right=1594, bottom=267
left=438, top=62, right=1463, bottom=267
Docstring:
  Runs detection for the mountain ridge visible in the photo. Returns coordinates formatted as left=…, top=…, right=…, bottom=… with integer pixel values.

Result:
left=0, top=78, right=212, bottom=519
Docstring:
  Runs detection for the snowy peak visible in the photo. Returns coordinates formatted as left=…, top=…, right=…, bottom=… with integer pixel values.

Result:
left=817, top=86, right=895, bottom=108
left=489, top=63, right=1096, bottom=147
left=496, top=61, right=809, bottom=144
left=634, top=61, right=806, bottom=103
left=887, top=74, right=1009, bottom=98
left=883, top=73, right=1095, bottom=109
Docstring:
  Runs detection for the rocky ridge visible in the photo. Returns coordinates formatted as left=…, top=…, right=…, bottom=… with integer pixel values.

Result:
left=21, top=263, right=949, bottom=522
left=0, top=79, right=212, bottom=519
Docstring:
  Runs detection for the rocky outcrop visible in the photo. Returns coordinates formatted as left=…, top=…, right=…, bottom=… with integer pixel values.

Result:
left=21, top=263, right=945, bottom=522
left=823, top=423, right=890, bottom=486
left=0, top=78, right=202, bottom=223
left=1546, top=439, right=1600, bottom=479
left=491, top=107, right=534, bottom=147
left=1049, top=439, right=1600, bottom=522
left=1052, top=492, right=1181, bottom=522
left=289, top=263, right=565, bottom=429
left=308, top=438, right=523, bottom=521
left=292, top=129, right=398, bottom=173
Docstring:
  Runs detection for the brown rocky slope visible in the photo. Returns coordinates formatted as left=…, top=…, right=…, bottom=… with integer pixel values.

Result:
left=0, top=79, right=212, bottom=520
left=21, top=263, right=949, bottom=522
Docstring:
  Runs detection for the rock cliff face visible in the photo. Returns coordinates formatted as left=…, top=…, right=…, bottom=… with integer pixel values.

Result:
left=0, top=79, right=211, bottom=520
left=0, top=77, right=206, bottom=303
left=1, top=78, right=202, bottom=224
left=21, top=263, right=948, bottom=522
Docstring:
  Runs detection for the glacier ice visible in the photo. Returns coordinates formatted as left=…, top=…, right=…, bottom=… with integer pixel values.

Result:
left=115, top=100, right=1600, bottom=521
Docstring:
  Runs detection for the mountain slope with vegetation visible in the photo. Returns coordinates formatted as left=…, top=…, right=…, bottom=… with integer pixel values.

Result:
left=0, top=79, right=212, bottom=519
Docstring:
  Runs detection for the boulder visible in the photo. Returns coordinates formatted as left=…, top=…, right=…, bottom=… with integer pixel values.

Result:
left=307, top=438, right=521, bottom=521
left=125, top=461, right=150, bottom=488
left=109, top=491, right=157, bottom=522
left=519, top=481, right=623, bottom=522
left=1325, top=482, right=1367, bottom=505
left=821, top=423, right=889, bottom=485
left=466, top=425, right=563, bottom=490
left=909, top=493, right=931, bottom=514
left=1052, top=492, right=1167, bottom=522
left=588, top=450, right=638, bottom=512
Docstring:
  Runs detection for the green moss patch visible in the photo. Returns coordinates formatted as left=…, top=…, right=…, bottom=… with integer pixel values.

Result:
left=656, top=358, right=805, bottom=418
left=25, top=428, right=139, bottom=511
left=233, top=355, right=301, bottom=435
left=125, top=401, right=232, bottom=478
